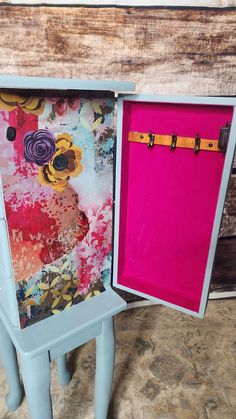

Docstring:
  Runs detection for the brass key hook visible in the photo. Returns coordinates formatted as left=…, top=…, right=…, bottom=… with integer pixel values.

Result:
left=170, top=133, right=177, bottom=150
left=194, top=134, right=201, bottom=154
left=148, top=132, right=155, bottom=149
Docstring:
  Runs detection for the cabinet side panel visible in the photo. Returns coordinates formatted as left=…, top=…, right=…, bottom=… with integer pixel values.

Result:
left=0, top=176, right=19, bottom=327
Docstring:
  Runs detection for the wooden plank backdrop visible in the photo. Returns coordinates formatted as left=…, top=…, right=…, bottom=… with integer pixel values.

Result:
left=4, top=1, right=236, bottom=6
left=0, top=7, right=235, bottom=96
left=0, top=5, right=235, bottom=294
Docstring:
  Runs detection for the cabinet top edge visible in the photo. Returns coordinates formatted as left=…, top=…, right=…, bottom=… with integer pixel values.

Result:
left=119, top=94, right=236, bottom=106
left=0, top=75, right=136, bottom=93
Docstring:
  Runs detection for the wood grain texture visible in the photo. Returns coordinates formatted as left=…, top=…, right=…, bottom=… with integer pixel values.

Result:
left=3, top=0, right=236, bottom=6
left=220, top=175, right=236, bottom=237
left=211, top=237, right=236, bottom=292
left=0, top=7, right=235, bottom=96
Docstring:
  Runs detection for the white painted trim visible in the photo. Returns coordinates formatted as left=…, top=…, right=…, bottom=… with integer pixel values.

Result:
left=127, top=300, right=158, bottom=310
left=209, top=291, right=236, bottom=299
left=4, top=0, right=236, bottom=7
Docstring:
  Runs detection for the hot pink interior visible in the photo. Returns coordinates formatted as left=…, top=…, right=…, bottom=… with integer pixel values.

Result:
left=117, top=100, right=233, bottom=313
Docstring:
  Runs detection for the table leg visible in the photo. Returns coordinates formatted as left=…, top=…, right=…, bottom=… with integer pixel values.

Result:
left=0, top=318, right=22, bottom=411
left=20, top=352, right=52, bottom=419
left=56, top=354, right=71, bottom=385
left=95, top=317, right=115, bottom=419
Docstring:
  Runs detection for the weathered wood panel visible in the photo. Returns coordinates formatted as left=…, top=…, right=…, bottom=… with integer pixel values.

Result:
left=0, top=7, right=235, bottom=96
left=220, top=175, right=236, bottom=237
left=211, top=237, right=236, bottom=292
left=4, top=0, right=236, bottom=6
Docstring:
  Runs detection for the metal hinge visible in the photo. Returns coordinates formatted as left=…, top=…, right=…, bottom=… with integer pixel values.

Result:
left=218, top=122, right=231, bottom=152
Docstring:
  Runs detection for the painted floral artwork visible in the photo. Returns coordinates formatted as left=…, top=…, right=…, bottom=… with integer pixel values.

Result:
left=0, top=90, right=114, bottom=328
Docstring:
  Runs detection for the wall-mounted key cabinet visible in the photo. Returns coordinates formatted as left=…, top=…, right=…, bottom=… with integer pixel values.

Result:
left=0, top=76, right=235, bottom=328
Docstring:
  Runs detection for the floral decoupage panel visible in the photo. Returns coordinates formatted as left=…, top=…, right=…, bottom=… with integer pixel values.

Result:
left=0, top=90, right=114, bottom=328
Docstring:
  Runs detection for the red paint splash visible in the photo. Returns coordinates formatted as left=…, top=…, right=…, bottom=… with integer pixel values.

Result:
left=9, top=108, right=38, bottom=177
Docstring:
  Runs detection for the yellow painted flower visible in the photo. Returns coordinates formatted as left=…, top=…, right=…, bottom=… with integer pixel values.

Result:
left=38, top=133, right=83, bottom=192
left=0, top=92, right=45, bottom=115
left=85, top=290, right=101, bottom=300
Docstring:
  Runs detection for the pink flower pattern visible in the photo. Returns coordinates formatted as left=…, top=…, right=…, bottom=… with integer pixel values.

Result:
left=77, top=199, right=112, bottom=294
left=48, top=97, right=80, bottom=116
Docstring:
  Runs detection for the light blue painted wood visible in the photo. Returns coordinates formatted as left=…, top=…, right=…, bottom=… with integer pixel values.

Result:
left=0, top=219, right=19, bottom=328
left=0, top=319, right=22, bottom=411
left=0, top=75, right=135, bottom=93
left=0, top=288, right=126, bottom=417
left=20, top=352, right=52, bottom=419
left=114, top=94, right=236, bottom=318
left=199, top=105, right=236, bottom=316
left=0, top=175, right=19, bottom=328
left=118, top=93, right=236, bottom=106
left=0, top=287, right=126, bottom=359
left=95, top=317, right=115, bottom=419
left=56, top=355, right=71, bottom=386
left=50, top=323, right=101, bottom=360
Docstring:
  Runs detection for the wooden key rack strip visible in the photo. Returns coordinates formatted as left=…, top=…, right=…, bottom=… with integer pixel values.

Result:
left=128, top=123, right=231, bottom=153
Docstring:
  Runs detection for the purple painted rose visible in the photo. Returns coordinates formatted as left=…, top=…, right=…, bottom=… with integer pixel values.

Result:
left=24, top=129, right=56, bottom=166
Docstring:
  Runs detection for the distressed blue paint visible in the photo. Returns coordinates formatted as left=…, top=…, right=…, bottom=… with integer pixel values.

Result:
left=0, top=319, right=22, bottom=411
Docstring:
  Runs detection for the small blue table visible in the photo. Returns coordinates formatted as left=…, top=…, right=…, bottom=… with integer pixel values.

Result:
left=0, top=287, right=126, bottom=419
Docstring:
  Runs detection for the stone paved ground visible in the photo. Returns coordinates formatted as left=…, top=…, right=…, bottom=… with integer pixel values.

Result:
left=0, top=300, right=235, bottom=419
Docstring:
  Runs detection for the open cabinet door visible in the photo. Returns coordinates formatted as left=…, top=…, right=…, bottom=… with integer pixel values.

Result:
left=0, top=75, right=135, bottom=329
left=113, top=95, right=236, bottom=317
